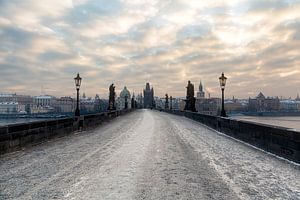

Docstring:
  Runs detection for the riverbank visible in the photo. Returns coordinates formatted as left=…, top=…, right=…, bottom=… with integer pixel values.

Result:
left=231, top=116, right=300, bottom=132
left=233, top=111, right=300, bottom=117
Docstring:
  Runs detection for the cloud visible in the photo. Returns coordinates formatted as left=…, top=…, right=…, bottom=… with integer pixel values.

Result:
left=242, top=0, right=294, bottom=12
left=0, top=26, right=35, bottom=51
left=0, top=0, right=299, bottom=98
left=38, top=51, right=74, bottom=62
left=66, top=0, right=123, bottom=25
left=177, top=24, right=211, bottom=40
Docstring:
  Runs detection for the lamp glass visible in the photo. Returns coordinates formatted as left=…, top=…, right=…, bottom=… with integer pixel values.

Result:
left=219, top=73, right=227, bottom=89
left=74, top=73, right=82, bottom=89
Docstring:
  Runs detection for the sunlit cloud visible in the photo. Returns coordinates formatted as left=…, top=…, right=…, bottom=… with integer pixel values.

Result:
left=279, top=70, right=300, bottom=77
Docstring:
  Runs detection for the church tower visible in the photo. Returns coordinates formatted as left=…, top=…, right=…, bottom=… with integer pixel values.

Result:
left=197, top=81, right=205, bottom=99
left=143, top=83, right=154, bottom=108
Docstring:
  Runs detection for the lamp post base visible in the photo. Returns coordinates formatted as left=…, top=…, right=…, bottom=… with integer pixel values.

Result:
left=75, top=109, right=80, bottom=117
left=221, top=110, right=227, bottom=117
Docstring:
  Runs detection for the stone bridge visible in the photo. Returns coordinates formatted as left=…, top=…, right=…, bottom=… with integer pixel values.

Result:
left=0, top=109, right=299, bottom=199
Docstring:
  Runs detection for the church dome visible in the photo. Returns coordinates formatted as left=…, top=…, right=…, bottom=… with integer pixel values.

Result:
left=120, top=86, right=131, bottom=98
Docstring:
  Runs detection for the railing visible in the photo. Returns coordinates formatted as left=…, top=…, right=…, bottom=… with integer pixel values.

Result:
left=0, top=109, right=133, bottom=155
left=163, top=109, right=300, bottom=164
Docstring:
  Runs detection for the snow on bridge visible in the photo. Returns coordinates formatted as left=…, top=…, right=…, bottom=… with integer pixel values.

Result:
left=0, top=109, right=299, bottom=199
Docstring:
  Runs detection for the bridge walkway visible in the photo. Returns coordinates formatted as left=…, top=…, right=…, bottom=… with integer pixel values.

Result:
left=0, top=109, right=299, bottom=199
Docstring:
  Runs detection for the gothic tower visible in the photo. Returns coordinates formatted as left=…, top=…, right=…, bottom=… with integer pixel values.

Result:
left=197, top=81, right=205, bottom=99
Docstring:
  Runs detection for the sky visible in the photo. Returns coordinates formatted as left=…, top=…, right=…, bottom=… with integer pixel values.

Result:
left=0, top=0, right=300, bottom=99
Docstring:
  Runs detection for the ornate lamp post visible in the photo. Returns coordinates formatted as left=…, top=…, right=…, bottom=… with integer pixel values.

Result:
left=74, top=73, right=82, bottom=117
left=219, top=72, right=227, bottom=117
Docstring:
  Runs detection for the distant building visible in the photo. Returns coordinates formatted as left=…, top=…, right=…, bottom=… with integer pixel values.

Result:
left=55, top=97, right=75, bottom=113
left=225, top=97, right=248, bottom=113
left=196, top=98, right=221, bottom=116
left=0, top=93, right=32, bottom=114
left=143, top=83, right=154, bottom=108
left=0, top=93, right=15, bottom=102
left=136, top=93, right=144, bottom=109
left=0, top=93, right=32, bottom=104
left=154, top=97, right=162, bottom=109
left=80, top=95, right=96, bottom=114
left=0, top=93, right=109, bottom=115
left=248, top=92, right=280, bottom=112
left=30, top=105, right=54, bottom=114
left=196, top=81, right=205, bottom=99
left=94, top=94, right=104, bottom=113
left=296, top=94, right=300, bottom=101
left=170, top=97, right=180, bottom=110
left=33, top=95, right=56, bottom=107
left=0, top=102, right=19, bottom=114
left=116, top=86, right=131, bottom=110
left=194, top=81, right=221, bottom=116
left=280, top=99, right=299, bottom=111
left=296, top=101, right=300, bottom=111
left=295, top=95, right=300, bottom=111
left=32, top=95, right=57, bottom=114
left=80, top=94, right=107, bottom=113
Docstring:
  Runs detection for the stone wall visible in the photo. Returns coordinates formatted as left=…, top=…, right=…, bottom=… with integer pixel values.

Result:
left=164, top=110, right=300, bottom=164
left=0, top=110, right=133, bottom=155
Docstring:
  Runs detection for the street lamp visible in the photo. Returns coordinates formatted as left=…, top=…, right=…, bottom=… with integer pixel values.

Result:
left=219, top=72, right=227, bottom=117
left=74, top=73, right=82, bottom=117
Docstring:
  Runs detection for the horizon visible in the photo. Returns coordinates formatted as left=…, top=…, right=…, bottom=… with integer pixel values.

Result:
left=0, top=87, right=299, bottom=100
left=1, top=0, right=300, bottom=99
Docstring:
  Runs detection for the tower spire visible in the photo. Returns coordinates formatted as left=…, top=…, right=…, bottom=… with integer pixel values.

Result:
left=199, top=80, right=203, bottom=92
left=197, top=80, right=205, bottom=99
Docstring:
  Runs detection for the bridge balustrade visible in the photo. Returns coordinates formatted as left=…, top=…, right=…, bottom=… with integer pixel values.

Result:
left=0, top=109, right=133, bottom=155
left=161, top=109, right=300, bottom=164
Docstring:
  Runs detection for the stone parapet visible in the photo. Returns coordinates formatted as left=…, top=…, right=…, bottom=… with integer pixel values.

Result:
left=0, top=109, right=133, bottom=155
left=163, top=109, right=300, bottom=164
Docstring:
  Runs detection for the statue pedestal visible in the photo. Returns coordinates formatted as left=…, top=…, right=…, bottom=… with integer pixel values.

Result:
left=184, top=97, right=197, bottom=112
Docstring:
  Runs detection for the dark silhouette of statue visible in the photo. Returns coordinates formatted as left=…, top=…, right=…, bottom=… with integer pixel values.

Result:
left=184, top=80, right=196, bottom=112
left=165, top=94, right=169, bottom=110
left=124, top=95, right=128, bottom=109
left=144, top=83, right=154, bottom=109
left=170, top=96, right=173, bottom=110
left=108, top=84, right=116, bottom=110
left=131, top=93, right=135, bottom=109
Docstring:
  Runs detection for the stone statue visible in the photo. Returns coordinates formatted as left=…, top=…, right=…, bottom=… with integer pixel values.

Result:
left=186, top=80, right=194, bottom=99
left=165, top=94, right=169, bottom=110
left=184, top=80, right=196, bottom=112
left=131, top=93, right=135, bottom=109
left=108, top=84, right=116, bottom=110
left=124, top=95, right=128, bottom=109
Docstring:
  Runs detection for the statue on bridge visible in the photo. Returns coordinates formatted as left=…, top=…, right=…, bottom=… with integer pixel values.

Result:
left=165, top=94, right=169, bottom=110
left=108, top=84, right=116, bottom=110
left=131, top=93, right=136, bottom=109
left=184, top=80, right=196, bottom=112
left=124, top=95, right=128, bottom=110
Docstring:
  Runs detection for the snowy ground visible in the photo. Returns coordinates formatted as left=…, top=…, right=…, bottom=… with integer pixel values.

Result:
left=0, top=109, right=299, bottom=200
